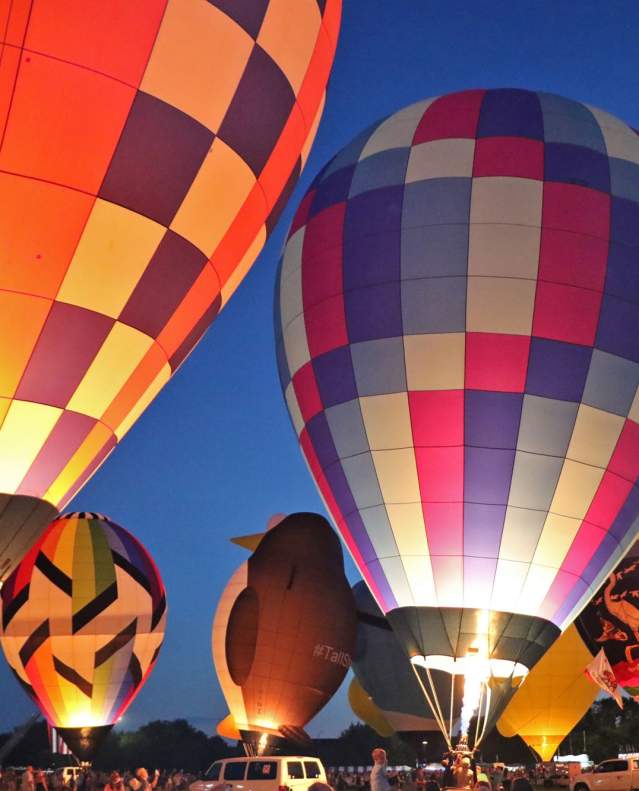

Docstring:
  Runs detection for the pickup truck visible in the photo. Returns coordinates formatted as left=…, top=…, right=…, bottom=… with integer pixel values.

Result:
left=571, top=759, right=639, bottom=791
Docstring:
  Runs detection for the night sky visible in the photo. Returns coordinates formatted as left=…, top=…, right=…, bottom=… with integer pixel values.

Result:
left=2, top=0, right=639, bottom=738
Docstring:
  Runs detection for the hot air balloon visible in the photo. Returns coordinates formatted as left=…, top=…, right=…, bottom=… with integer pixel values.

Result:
left=348, top=677, right=394, bottom=738
left=0, top=513, right=166, bottom=761
left=497, top=625, right=597, bottom=761
left=275, top=89, right=639, bottom=749
left=212, top=513, right=356, bottom=754
left=577, top=541, right=639, bottom=696
left=0, top=0, right=341, bottom=583
left=351, top=581, right=446, bottom=748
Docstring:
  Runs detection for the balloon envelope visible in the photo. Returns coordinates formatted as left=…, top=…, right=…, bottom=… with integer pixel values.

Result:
left=0, top=0, right=341, bottom=583
left=0, top=512, right=166, bottom=760
left=348, top=677, right=394, bottom=738
left=276, top=89, right=639, bottom=744
left=577, top=541, right=639, bottom=695
left=212, top=513, right=356, bottom=752
left=497, top=624, right=597, bottom=761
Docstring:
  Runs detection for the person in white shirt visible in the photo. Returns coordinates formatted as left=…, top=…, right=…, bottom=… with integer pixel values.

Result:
left=370, top=749, right=390, bottom=791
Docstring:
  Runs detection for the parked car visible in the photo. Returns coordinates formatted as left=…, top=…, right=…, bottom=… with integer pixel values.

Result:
left=570, top=759, right=639, bottom=791
left=190, top=757, right=326, bottom=791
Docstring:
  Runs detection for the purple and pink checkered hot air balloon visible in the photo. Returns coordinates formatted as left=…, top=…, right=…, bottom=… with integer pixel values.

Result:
left=275, top=89, right=639, bottom=749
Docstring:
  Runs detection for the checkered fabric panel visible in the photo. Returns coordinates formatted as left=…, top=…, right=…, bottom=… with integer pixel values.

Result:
left=0, top=0, right=340, bottom=525
left=276, top=89, right=639, bottom=630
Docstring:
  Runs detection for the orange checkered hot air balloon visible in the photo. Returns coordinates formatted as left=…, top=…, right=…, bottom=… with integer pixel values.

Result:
left=0, top=0, right=341, bottom=581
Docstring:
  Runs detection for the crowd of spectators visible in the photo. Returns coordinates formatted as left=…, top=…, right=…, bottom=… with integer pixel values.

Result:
left=0, top=767, right=198, bottom=791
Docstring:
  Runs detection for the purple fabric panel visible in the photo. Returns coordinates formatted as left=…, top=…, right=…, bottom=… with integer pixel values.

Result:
left=306, top=412, right=339, bottom=469
left=596, top=294, right=639, bottom=364
left=526, top=339, right=592, bottom=402
left=464, top=447, right=516, bottom=505
left=544, top=142, right=610, bottom=192
left=313, top=346, right=358, bottom=408
left=477, top=89, right=544, bottom=140
left=551, top=575, right=589, bottom=626
left=465, top=391, right=523, bottom=449
left=463, top=502, right=506, bottom=558
left=345, top=281, right=403, bottom=343
left=364, top=557, right=399, bottom=612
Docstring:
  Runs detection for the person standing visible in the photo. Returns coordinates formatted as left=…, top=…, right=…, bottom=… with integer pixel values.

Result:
left=21, top=768, right=34, bottom=791
left=129, top=771, right=159, bottom=791
left=371, top=750, right=390, bottom=791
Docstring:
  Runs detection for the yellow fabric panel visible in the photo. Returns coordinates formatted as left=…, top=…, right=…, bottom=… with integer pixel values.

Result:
left=403, top=555, right=437, bottom=606
left=0, top=292, right=51, bottom=398
left=172, top=138, right=257, bottom=257
left=372, top=448, right=421, bottom=504
left=466, top=276, right=536, bottom=334
left=67, top=322, right=154, bottom=420
left=550, top=460, right=605, bottom=520
left=566, top=404, right=625, bottom=468
left=497, top=625, right=597, bottom=761
left=140, top=0, right=253, bottom=132
left=406, top=138, right=476, bottom=182
left=629, top=388, right=639, bottom=424
left=387, top=502, right=429, bottom=557
left=404, top=332, right=465, bottom=390
left=533, top=514, right=582, bottom=568
left=0, top=397, right=10, bottom=430
left=114, top=358, right=170, bottom=440
left=57, top=199, right=165, bottom=318
left=220, top=225, right=267, bottom=306
left=468, top=223, right=541, bottom=279
left=44, top=422, right=114, bottom=507
left=0, top=401, right=61, bottom=492
left=360, top=393, right=413, bottom=451
left=258, top=0, right=321, bottom=94
left=348, top=677, right=395, bottom=738
left=470, top=176, right=543, bottom=226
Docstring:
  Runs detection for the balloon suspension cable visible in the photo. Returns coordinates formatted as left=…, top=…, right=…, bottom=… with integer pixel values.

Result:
left=475, top=677, right=492, bottom=749
left=410, top=661, right=453, bottom=751
left=474, top=680, right=484, bottom=748
left=449, top=671, right=455, bottom=743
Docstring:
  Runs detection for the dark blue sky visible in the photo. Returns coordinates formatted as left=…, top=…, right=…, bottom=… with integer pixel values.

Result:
left=2, top=0, right=639, bottom=739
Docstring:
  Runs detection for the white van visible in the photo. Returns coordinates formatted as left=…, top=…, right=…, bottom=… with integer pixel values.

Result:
left=190, top=756, right=327, bottom=791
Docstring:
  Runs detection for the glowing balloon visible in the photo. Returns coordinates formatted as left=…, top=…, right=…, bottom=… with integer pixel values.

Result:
left=0, top=512, right=166, bottom=761
left=577, top=541, right=639, bottom=696
left=497, top=625, right=597, bottom=761
left=0, top=0, right=341, bottom=582
left=276, top=89, right=639, bottom=748
left=212, top=513, right=356, bottom=754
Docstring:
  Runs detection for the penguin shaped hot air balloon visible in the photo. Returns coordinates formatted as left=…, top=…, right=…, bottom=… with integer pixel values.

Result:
left=212, top=513, right=356, bottom=754
left=0, top=0, right=341, bottom=583
left=0, top=513, right=166, bottom=762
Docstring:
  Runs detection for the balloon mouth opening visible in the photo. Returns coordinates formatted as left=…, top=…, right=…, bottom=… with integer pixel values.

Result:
left=410, top=654, right=529, bottom=679
left=410, top=654, right=529, bottom=748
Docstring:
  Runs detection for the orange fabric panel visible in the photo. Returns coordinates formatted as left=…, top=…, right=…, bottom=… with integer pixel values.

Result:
left=321, top=0, right=342, bottom=46
left=156, top=265, right=221, bottom=358
left=0, top=52, right=136, bottom=193
left=296, top=24, right=334, bottom=127
left=0, top=0, right=31, bottom=45
left=24, top=0, right=167, bottom=86
left=210, top=185, right=268, bottom=288
left=0, top=293, right=51, bottom=398
left=0, top=45, right=21, bottom=136
left=258, top=102, right=307, bottom=210
left=101, top=343, right=167, bottom=432
left=0, top=174, right=95, bottom=298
